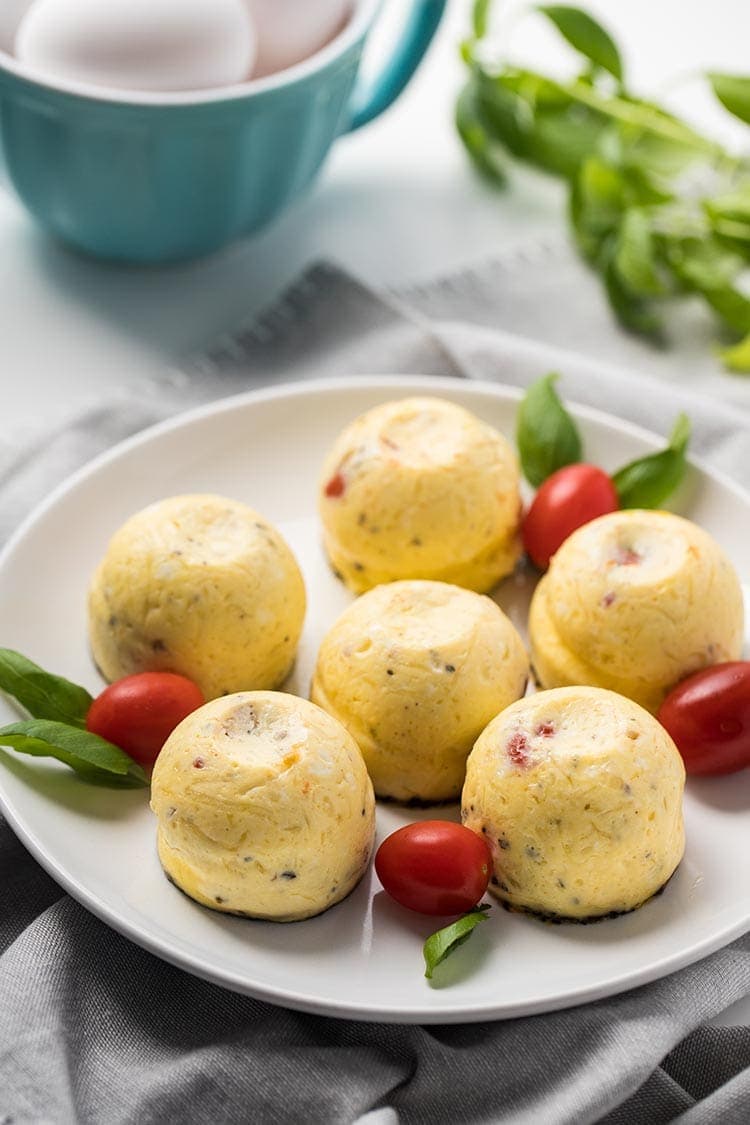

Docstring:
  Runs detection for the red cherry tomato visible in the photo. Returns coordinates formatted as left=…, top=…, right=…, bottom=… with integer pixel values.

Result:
left=522, top=463, right=619, bottom=570
left=86, top=672, right=205, bottom=769
left=374, top=820, right=492, bottom=915
left=657, top=662, right=750, bottom=776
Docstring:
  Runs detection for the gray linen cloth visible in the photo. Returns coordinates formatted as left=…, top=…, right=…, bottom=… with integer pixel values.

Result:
left=2, top=245, right=750, bottom=1124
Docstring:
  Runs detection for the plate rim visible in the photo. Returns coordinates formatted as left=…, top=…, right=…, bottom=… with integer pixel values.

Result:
left=1, top=372, right=749, bottom=1024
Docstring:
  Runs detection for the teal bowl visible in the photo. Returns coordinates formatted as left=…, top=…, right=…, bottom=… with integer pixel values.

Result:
left=0, top=0, right=446, bottom=263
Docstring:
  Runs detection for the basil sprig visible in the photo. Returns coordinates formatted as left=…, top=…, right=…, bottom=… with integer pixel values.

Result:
left=458, top=2, right=750, bottom=372
left=423, top=904, right=491, bottom=980
left=0, top=648, right=147, bottom=788
left=516, top=373, right=582, bottom=486
left=517, top=374, right=691, bottom=507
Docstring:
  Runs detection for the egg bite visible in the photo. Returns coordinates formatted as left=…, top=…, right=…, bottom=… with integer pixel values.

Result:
left=318, top=397, right=522, bottom=594
left=529, top=509, right=744, bottom=714
left=150, top=691, right=375, bottom=921
left=311, top=580, right=529, bottom=802
left=88, top=494, right=305, bottom=700
left=462, top=686, right=685, bottom=921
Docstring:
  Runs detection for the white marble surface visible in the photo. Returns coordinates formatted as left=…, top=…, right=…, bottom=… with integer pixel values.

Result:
left=1, top=0, right=750, bottom=1024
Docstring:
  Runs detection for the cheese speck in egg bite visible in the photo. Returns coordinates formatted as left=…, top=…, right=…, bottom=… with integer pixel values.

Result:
left=529, top=509, right=744, bottom=713
left=88, top=494, right=305, bottom=700
left=462, top=686, right=686, bottom=921
left=318, top=397, right=522, bottom=594
left=150, top=691, right=375, bottom=921
left=311, top=579, right=529, bottom=802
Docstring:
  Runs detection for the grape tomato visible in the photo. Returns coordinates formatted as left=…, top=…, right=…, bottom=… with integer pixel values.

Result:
left=375, top=820, right=492, bottom=916
left=86, top=672, right=205, bottom=769
left=657, top=662, right=750, bottom=776
left=522, top=463, right=619, bottom=570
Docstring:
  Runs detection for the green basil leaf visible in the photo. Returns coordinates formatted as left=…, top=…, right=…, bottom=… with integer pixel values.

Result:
left=0, top=648, right=92, bottom=727
left=720, top=332, right=750, bottom=374
left=570, top=156, right=624, bottom=259
left=478, top=71, right=609, bottom=180
left=516, top=373, right=583, bottom=487
left=669, top=236, right=750, bottom=331
left=708, top=73, right=750, bottom=126
left=612, top=413, right=691, bottom=508
left=711, top=216, right=750, bottom=248
left=472, top=73, right=535, bottom=162
left=614, top=208, right=666, bottom=296
left=667, top=234, right=744, bottom=291
left=525, top=105, right=608, bottom=180
left=701, top=285, right=750, bottom=333
left=424, top=904, right=491, bottom=980
left=0, top=719, right=148, bottom=788
left=705, top=187, right=750, bottom=225
left=456, top=79, right=508, bottom=185
left=616, top=112, right=714, bottom=178
left=537, top=5, right=623, bottom=82
left=602, top=244, right=663, bottom=336
left=472, top=0, right=492, bottom=39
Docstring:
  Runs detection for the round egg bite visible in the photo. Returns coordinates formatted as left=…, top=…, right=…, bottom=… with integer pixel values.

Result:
left=462, top=686, right=686, bottom=922
left=88, top=494, right=305, bottom=700
left=150, top=692, right=375, bottom=921
left=529, top=509, right=744, bottom=714
left=318, top=397, right=522, bottom=594
left=310, top=580, right=529, bottom=802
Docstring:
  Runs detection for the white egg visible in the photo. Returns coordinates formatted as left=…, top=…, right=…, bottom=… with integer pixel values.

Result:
left=15, top=0, right=257, bottom=92
left=247, top=0, right=350, bottom=79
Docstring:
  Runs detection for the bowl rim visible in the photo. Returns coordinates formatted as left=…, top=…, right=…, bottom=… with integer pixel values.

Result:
left=0, top=0, right=380, bottom=107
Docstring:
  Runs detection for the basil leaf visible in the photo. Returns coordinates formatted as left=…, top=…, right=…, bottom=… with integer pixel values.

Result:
left=0, top=648, right=92, bottom=727
left=705, top=188, right=750, bottom=226
left=667, top=234, right=744, bottom=292
left=570, top=156, right=624, bottom=259
left=424, top=904, right=491, bottom=980
left=708, top=73, right=750, bottom=126
left=0, top=719, right=148, bottom=788
left=456, top=79, right=507, bottom=185
left=720, top=333, right=750, bottom=374
left=476, top=70, right=610, bottom=180
left=664, top=234, right=750, bottom=331
left=614, top=208, right=665, bottom=296
left=602, top=244, right=663, bottom=336
left=472, top=0, right=492, bottom=39
left=538, top=5, right=622, bottom=82
left=516, top=373, right=583, bottom=487
left=612, top=413, right=691, bottom=508
left=701, top=285, right=750, bottom=333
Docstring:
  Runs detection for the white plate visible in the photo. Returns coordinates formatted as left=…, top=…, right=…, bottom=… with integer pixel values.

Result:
left=0, top=375, right=748, bottom=1024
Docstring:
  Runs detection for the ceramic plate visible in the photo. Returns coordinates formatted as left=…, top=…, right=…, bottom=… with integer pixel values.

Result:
left=0, top=375, right=748, bottom=1024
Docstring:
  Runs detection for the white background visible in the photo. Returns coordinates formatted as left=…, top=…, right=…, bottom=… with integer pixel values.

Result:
left=1, top=0, right=750, bottom=1024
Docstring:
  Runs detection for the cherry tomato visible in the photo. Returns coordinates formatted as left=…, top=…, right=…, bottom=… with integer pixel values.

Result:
left=374, top=820, right=492, bottom=915
left=522, top=463, right=619, bottom=570
left=86, top=672, right=205, bottom=769
left=657, top=662, right=750, bottom=776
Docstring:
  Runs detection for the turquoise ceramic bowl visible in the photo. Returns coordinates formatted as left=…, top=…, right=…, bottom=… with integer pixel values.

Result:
left=0, top=0, right=446, bottom=262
